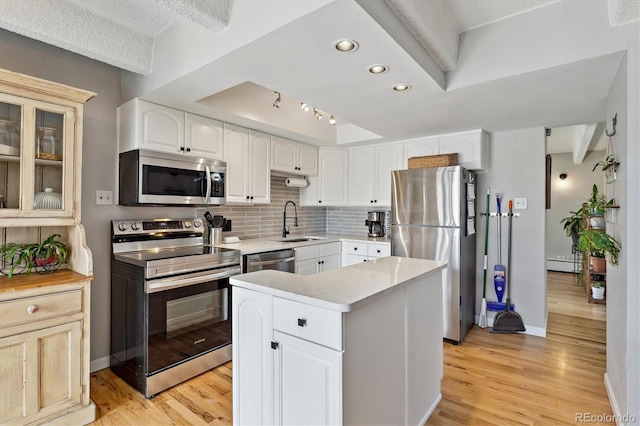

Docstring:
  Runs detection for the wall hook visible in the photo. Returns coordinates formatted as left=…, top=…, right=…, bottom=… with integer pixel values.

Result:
left=605, top=113, right=617, bottom=137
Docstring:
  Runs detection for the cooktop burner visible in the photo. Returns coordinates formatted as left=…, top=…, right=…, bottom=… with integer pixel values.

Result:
left=114, top=245, right=237, bottom=263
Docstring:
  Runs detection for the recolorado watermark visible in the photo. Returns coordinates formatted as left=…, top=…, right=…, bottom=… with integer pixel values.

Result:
left=576, top=412, right=637, bottom=423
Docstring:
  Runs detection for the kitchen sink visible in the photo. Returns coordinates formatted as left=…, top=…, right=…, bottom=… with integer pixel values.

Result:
left=269, top=236, right=327, bottom=243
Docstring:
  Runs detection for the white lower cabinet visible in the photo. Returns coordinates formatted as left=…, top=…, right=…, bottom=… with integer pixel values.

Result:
left=273, top=331, right=342, bottom=425
left=295, top=242, right=342, bottom=275
left=232, top=267, right=443, bottom=426
left=342, top=240, right=390, bottom=266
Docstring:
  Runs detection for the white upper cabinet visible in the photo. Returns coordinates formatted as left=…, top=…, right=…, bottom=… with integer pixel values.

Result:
left=224, top=124, right=270, bottom=205
left=301, top=148, right=348, bottom=206
left=271, top=136, right=318, bottom=176
left=185, top=113, right=224, bottom=160
left=118, top=98, right=224, bottom=160
left=402, top=130, right=489, bottom=171
left=439, top=130, right=489, bottom=171
left=349, top=143, right=402, bottom=206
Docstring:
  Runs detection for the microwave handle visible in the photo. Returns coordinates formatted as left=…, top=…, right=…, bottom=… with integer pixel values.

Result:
left=203, top=166, right=211, bottom=204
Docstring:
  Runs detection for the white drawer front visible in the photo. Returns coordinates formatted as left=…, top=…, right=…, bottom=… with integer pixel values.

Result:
left=273, top=297, right=342, bottom=350
left=320, top=242, right=341, bottom=257
left=343, top=241, right=367, bottom=256
left=368, top=243, right=390, bottom=257
left=295, top=244, right=321, bottom=262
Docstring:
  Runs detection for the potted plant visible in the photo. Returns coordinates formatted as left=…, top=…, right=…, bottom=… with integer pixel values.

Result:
left=592, top=154, right=618, bottom=172
left=591, top=282, right=605, bottom=300
left=577, top=228, right=621, bottom=266
left=560, top=207, right=585, bottom=246
left=0, top=234, right=68, bottom=278
left=586, top=184, right=614, bottom=229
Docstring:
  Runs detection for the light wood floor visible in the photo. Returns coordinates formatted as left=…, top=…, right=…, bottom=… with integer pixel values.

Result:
left=89, top=271, right=611, bottom=425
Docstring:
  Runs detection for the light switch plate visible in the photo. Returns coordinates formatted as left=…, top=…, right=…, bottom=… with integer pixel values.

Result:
left=514, top=197, right=527, bottom=210
left=96, top=190, right=113, bottom=205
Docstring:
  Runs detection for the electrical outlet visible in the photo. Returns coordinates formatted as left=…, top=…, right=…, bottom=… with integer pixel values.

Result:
left=514, top=197, right=528, bottom=210
left=96, top=190, right=113, bottom=205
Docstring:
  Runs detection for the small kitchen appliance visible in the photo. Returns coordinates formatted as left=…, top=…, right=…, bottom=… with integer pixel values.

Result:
left=365, top=211, right=385, bottom=237
left=110, top=218, right=241, bottom=398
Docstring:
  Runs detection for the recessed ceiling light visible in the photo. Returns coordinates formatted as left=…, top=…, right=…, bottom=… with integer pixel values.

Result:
left=392, top=84, right=411, bottom=92
left=333, top=39, right=358, bottom=52
left=368, top=64, right=389, bottom=74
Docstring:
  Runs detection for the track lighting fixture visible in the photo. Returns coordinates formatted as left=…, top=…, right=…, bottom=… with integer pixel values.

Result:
left=273, top=91, right=281, bottom=109
left=301, top=102, right=310, bottom=112
left=329, top=115, right=336, bottom=125
left=313, top=108, right=322, bottom=120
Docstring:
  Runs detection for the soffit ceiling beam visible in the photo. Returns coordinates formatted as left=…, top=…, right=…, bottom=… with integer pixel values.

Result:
left=572, top=123, right=597, bottom=164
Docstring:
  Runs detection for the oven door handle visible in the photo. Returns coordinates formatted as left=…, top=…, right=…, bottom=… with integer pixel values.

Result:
left=248, top=256, right=296, bottom=267
left=146, top=265, right=240, bottom=293
left=202, top=165, right=212, bottom=204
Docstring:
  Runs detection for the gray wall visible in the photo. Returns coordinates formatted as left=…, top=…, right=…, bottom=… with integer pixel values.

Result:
left=475, top=128, right=547, bottom=334
left=545, top=151, right=605, bottom=264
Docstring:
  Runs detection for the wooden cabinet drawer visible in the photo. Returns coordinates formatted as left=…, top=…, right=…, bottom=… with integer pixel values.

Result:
left=343, top=241, right=368, bottom=256
left=0, top=290, right=82, bottom=328
left=368, top=243, right=390, bottom=257
left=273, top=297, right=342, bottom=350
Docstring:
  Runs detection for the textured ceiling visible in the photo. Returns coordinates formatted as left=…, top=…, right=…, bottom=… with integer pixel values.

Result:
left=0, top=0, right=231, bottom=74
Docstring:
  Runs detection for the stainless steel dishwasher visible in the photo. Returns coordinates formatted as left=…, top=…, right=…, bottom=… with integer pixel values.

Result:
left=243, top=249, right=295, bottom=273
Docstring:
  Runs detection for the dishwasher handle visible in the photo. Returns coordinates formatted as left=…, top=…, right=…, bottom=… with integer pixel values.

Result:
left=248, top=256, right=295, bottom=267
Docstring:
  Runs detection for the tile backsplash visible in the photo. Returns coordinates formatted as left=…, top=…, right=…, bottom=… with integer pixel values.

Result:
left=197, top=176, right=391, bottom=240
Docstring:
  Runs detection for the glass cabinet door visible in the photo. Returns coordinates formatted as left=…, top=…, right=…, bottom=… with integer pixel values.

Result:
left=34, top=109, right=65, bottom=211
left=0, top=99, right=22, bottom=210
left=0, top=94, right=76, bottom=221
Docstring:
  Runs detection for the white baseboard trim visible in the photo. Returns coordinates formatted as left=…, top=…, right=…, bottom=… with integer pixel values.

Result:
left=474, top=316, right=546, bottom=337
left=90, top=356, right=110, bottom=373
left=546, top=259, right=577, bottom=273
left=604, top=372, right=623, bottom=426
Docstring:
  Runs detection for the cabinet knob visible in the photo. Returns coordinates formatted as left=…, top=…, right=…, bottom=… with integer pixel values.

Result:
left=27, top=304, right=39, bottom=314
left=271, top=341, right=279, bottom=349
left=374, top=200, right=377, bottom=203
left=246, top=196, right=250, bottom=200
left=318, top=200, right=322, bottom=203
left=363, top=259, right=368, bottom=262
left=180, top=147, right=185, bottom=151
left=250, top=196, right=254, bottom=200
left=377, top=249, right=381, bottom=253
left=370, top=200, right=374, bottom=203
left=353, top=247, right=358, bottom=251
left=186, top=148, right=191, bottom=152
left=297, top=318, right=307, bottom=327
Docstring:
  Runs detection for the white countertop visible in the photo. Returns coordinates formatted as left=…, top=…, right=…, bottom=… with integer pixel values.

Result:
left=230, top=256, right=446, bottom=312
left=216, top=233, right=390, bottom=255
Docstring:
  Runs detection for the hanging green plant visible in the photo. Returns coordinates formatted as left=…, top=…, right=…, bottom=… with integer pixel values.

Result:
left=577, top=229, right=621, bottom=265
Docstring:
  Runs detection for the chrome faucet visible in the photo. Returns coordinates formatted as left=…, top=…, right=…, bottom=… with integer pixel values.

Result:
left=282, top=200, right=298, bottom=238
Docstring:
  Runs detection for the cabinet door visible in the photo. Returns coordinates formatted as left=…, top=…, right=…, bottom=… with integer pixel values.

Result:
left=374, top=144, right=403, bottom=206
left=0, top=96, right=78, bottom=222
left=232, top=287, right=274, bottom=425
left=403, top=137, right=440, bottom=167
left=271, top=136, right=297, bottom=174
left=318, top=149, right=348, bottom=206
left=138, top=101, right=184, bottom=154
left=249, top=131, right=271, bottom=204
left=297, top=143, right=318, bottom=176
left=224, top=124, right=250, bottom=204
left=296, top=258, right=319, bottom=275
left=320, top=254, right=341, bottom=272
left=185, top=113, right=223, bottom=160
left=0, top=321, right=82, bottom=424
left=439, top=130, right=488, bottom=171
left=348, top=146, right=375, bottom=206
left=273, top=331, right=342, bottom=425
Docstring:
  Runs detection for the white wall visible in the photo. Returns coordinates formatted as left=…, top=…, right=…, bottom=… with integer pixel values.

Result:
left=604, top=21, right=640, bottom=420
left=475, top=128, right=547, bottom=334
left=545, top=151, right=605, bottom=266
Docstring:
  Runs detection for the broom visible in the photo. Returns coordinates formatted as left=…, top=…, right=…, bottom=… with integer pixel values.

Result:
left=478, top=188, right=490, bottom=328
left=492, top=200, right=526, bottom=333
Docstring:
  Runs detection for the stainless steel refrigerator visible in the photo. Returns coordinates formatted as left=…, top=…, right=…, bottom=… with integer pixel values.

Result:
left=391, top=166, right=476, bottom=343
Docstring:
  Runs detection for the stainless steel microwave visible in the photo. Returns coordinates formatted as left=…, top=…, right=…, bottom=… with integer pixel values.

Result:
left=119, top=149, right=226, bottom=206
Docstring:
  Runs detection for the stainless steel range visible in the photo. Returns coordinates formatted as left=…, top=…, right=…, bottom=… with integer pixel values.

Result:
left=110, top=218, right=241, bottom=398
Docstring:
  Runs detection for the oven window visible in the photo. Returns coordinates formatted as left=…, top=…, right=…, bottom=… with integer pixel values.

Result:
left=142, top=164, right=204, bottom=197
left=146, top=280, right=231, bottom=374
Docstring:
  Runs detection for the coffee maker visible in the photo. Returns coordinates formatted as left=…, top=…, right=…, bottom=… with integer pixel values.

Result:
left=365, top=211, right=385, bottom=237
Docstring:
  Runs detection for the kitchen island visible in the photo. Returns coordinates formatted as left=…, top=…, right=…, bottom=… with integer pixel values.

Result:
left=230, top=256, right=446, bottom=425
